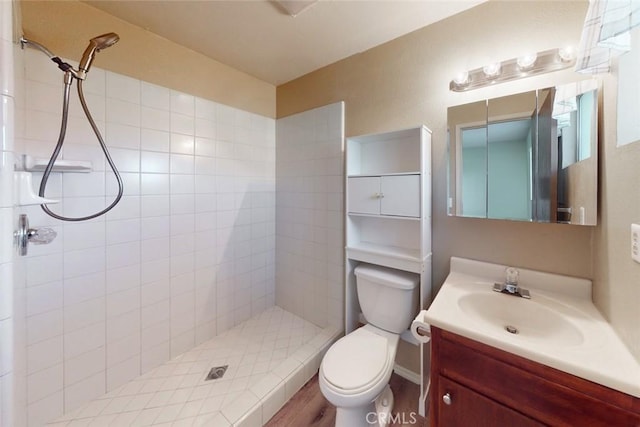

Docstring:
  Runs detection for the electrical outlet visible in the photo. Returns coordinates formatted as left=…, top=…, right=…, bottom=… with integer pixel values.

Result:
left=632, top=224, right=640, bottom=264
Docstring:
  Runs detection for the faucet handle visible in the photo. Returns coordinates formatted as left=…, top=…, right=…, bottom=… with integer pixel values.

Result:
left=505, top=267, right=519, bottom=285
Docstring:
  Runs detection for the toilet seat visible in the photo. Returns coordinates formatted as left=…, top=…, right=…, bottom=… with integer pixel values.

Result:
left=321, top=327, right=394, bottom=395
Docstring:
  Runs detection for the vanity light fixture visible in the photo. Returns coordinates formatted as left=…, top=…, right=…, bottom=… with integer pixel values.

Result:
left=450, top=47, right=576, bottom=92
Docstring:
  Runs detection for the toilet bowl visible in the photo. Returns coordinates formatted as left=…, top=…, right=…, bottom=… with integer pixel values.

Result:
left=320, top=325, right=399, bottom=426
left=319, top=263, right=419, bottom=427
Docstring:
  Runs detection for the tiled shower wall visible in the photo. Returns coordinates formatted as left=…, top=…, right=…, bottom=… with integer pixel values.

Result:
left=275, top=103, right=344, bottom=329
left=13, top=47, right=276, bottom=425
left=0, top=0, right=15, bottom=426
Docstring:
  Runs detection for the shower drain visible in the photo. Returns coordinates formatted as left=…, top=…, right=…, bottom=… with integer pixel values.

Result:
left=205, top=365, right=228, bottom=381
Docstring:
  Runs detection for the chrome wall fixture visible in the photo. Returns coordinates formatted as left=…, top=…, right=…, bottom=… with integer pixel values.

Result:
left=450, top=48, right=576, bottom=92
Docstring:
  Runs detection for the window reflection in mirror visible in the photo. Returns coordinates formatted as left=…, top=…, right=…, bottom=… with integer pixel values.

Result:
left=447, top=80, right=599, bottom=225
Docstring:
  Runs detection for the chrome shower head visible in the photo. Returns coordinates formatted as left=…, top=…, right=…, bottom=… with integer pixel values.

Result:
left=78, top=32, right=120, bottom=74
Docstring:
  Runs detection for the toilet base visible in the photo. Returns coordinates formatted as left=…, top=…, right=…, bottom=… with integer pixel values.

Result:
left=375, top=385, right=394, bottom=427
left=333, top=386, right=395, bottom=427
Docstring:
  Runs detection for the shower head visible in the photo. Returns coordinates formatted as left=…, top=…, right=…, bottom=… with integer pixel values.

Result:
left=78, top=32, right=120, bottom=74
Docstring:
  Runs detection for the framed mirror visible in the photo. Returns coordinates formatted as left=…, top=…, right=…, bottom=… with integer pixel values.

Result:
left=447, top=80, right=599, bottom=225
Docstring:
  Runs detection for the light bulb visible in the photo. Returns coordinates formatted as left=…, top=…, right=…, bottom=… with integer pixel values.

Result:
left=517, top=53, right=537, bottom=70
left=482, top=62, right=501, bottom=78
left=558, top=46, right=575, bottom=62
left=453, top=71, right=469, bottom=86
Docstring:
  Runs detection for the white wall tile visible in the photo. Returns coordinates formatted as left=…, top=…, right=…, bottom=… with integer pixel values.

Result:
left=141, top=128, right=170, bottom=152
left=0, top=208, right=13, bottom=264
left=26, top=281, right=63, bottom=317
left=106, top=72, right=140, bottom=104
left=141, top=152, right=170, bottom=174
left=106, top=98, right=140, bottom=128
left=171, top=114, right=194, bottom=138
left=26, top=309, right=62, bottom=346
left=106, top=122, right=141, bottom=149
left=170, top=153, right=194, bottom=174
left=64, top=322, right=105, bottom=359
left=106, top=288, right=140, bottom=320
left=109, top=148, right=140, bottom=173
left=142, top=82, right=170, bottom=110
left=141, top=195, right=171, bottom=218
left=141, top=278, right=170, bottom=308
left=27, top=390, right=63, bottom=427
left=170, top=92, right=194, bottom=116
left=64, top=372, right=105, bottom=414
left=0, top=318, right=12, bottom=376
left=64, top=247, right=105, bottom=279
left=0, top=263, right=11, bottom=320
left=26, top=363, right=62, bottom=404
left=106, top=240, right=140, bottom=269
left=106, top=355, right=140, bottom=392
left=63, top=297, right=105, bottom=333
left=64, top=346, right=105, bottom=386
left=141, top=107, right=170, bottom=132
left=107, top=172, right=140, bottom=197
left=0, top=151, right=14, bottom=209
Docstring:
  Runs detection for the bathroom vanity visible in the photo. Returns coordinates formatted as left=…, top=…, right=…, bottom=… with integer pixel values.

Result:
left=430, top=327, right=640, bottom=427
left=425, top=257, right=640, bottom=427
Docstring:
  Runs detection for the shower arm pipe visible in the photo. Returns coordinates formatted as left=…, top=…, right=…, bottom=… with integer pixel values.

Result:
left=20, top=36, right=82, bottom=79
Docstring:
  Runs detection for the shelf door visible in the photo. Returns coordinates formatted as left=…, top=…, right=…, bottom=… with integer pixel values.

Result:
left=348, top=177, right=381, bottom=215
left=381, top=175, right=420, bottom=217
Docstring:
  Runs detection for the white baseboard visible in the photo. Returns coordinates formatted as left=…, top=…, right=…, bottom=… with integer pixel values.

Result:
left=393, top=364, right=421, bottom=385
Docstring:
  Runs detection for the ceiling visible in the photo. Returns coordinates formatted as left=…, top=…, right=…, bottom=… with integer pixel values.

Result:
left=84, top=0, right=486, bottom=86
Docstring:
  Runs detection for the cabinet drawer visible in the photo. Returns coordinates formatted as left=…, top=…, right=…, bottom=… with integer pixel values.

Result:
left=437, top=331, right=640, bottom=427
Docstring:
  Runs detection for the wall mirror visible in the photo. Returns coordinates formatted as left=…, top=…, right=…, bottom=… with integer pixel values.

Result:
left=447, top=80, right=599, bottom=225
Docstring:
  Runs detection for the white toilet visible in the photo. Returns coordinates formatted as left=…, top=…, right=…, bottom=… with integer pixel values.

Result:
left=319, top=263, right=419, bottom=427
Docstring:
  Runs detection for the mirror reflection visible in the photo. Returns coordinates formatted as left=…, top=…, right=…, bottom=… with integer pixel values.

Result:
left=447, top=80, right=598, bottom=225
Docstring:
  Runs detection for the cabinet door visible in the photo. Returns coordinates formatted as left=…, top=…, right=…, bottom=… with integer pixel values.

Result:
left=437, top=376, right=544, bottom=427
left=380, top=175, right=420, bottom=217
left=348, top=177, right=381, bottom=214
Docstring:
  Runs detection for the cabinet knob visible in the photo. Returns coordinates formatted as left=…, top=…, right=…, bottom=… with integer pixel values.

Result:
left=442, top=393, right=452, bottom=405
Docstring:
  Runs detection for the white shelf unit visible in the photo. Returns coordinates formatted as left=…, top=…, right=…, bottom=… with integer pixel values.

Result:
left=345, top=125, right=432, bottom=335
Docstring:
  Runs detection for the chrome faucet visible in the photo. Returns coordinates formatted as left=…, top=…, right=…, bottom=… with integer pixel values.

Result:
left=493, top=267, right=531, bottom=299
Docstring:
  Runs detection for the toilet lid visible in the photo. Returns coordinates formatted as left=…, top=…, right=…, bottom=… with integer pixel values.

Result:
left=322, top=329, right=390, bottom=391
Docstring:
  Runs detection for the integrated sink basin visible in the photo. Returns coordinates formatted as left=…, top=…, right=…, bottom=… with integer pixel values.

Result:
left=424, top=257, right=640, bottom=398
left=457, top=292, right=585, bottom=346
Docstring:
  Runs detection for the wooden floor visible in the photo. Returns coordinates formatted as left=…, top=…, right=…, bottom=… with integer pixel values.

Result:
left=265, top=373, right=428, bottom=427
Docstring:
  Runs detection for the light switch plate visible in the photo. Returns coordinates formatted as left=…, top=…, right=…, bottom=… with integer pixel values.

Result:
left=632, top=224, right=640, bottom=264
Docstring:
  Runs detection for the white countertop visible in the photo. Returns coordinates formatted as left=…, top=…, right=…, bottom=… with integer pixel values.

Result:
left=424, top=257, right=640, bottom=398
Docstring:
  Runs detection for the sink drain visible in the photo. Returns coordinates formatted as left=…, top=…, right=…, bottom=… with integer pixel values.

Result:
left=504, top=325, right=519, bottom=334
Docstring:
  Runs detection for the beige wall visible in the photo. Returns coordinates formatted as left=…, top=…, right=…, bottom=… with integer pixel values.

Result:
left=278, top=0, right=640, bottom=371
left=593, top=71, right=640, bottom=362
left=19, top=0, right=275, bottom=117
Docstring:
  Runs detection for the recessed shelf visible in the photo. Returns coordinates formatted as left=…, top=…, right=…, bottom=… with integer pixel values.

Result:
left=22, top=155, right=92, bottom=173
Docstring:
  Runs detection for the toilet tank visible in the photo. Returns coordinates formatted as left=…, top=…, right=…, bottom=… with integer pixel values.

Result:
left=354, top=263, right=419, bottom=334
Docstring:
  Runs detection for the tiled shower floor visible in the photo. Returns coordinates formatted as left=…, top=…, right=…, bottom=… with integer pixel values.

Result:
left=47, top=307, right=340, bottom=427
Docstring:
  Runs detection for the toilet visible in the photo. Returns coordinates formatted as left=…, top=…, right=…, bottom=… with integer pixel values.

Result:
left=319, top=263, right=419, bottom=427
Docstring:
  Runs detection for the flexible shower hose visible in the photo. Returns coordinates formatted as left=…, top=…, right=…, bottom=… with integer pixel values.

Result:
left=38, top=75, right=124, bottom=221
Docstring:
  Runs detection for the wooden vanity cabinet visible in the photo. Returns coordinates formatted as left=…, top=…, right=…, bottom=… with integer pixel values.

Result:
left=430, top=327, right=640, bottom=427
